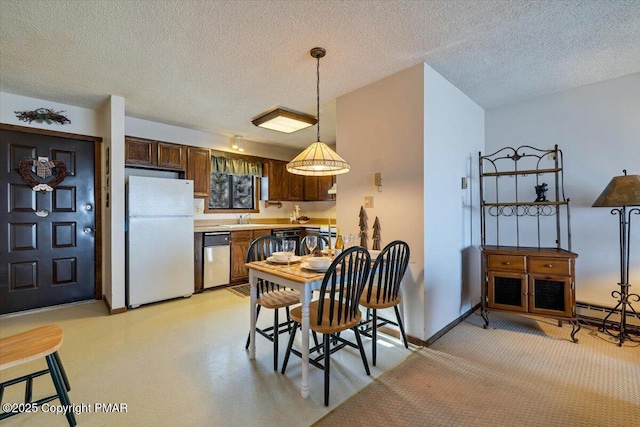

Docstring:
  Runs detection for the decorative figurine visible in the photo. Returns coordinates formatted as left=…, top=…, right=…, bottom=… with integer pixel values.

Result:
left=535, top=183, right=548, bottom=202
left=372, top=217, right=381, bottom=250
left=359, top=206, right=368, bottom=249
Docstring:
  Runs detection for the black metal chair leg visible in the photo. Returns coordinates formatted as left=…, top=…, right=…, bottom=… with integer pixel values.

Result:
left=246, top=305, right=262, bottom=349
left=324, top=334, right=330, bottom=407
left=53, top=351, right=71, bottom=392
left=273, top=308, right=279, bottom=370
left=394, top=305, right=409, bottom=348
left=281, top=322, right=299, bottom=374
left=353, top=327, right=370, bottom=375
left=372, top=309, right=378, bottom=366
left=312, top=331, right=320, bottom=352
left=46, top=353, right=76, bottom=426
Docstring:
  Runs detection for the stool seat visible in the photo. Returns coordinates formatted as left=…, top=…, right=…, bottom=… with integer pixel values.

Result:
left=0, top=325, right=63, bottom=370
left=0, top=325, right=75, bottom=426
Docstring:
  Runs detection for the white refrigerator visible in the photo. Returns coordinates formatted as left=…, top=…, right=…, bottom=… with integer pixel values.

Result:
left=126, top=176, right=194, bottom=308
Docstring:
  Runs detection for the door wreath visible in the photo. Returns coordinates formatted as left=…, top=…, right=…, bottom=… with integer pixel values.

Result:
left=18, top=157, right=68, bottom=192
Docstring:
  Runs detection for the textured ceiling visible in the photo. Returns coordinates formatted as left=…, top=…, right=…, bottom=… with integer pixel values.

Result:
left=1, top=0, right=639, bottom=149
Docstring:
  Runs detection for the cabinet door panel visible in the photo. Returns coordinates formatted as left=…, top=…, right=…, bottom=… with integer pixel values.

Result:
left=528, top=274, right=573, bottom=317
left=187, top=147, right=211, bottom=198
left=230, top=241, right=250, bottom=283
left=125, top=137, right=154, bottom=166
left=268, top=161, right=288, bottom=200
left=488, top=271, right=527, bottom=312
left=158, top=142, right=185, bottom=170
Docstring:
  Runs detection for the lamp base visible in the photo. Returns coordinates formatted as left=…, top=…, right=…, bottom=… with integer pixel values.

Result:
left=599, top=283, right=640, bottom=347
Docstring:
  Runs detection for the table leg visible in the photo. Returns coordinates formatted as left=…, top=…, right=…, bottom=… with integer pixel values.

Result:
left=300, top=285, right=311, bottom=398
left=249, top=272, right=257, bottom=360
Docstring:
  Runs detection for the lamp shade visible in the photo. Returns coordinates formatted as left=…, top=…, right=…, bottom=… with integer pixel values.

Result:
left=252, top=108, right=317, bottom=134
left=592, top=172, right=640, bottom=207
left=286, top=142, right=350, bottom=176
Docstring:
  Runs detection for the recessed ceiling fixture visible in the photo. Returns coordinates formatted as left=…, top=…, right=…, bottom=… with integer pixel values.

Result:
left=287, top=47, right=350, bottom=176
left=252, top=107, right=317, bottom=134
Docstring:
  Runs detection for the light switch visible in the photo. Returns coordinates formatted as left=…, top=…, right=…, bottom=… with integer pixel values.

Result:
left=364, top=196, right=374, bottom=208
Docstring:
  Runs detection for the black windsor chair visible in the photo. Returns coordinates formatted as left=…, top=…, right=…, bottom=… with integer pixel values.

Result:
left=281, top=246, right=371, bottom=406
left=244, top=235, right=300, bottom=371
left=359, top=240, right=410, bottom=366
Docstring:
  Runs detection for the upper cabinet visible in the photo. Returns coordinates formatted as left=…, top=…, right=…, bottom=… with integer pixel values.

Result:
left=304, top=175, right=335, bottom=201
left=187, top=146, right=211, bottom=198
left=125, top=136, right=185, bottom=170
left=262, top=160, right=303, bottom=201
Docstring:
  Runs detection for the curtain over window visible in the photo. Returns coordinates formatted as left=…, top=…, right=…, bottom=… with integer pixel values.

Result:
left=209, top=156, right=262, bottom=210
left=211, top=156, right=262, bottom=177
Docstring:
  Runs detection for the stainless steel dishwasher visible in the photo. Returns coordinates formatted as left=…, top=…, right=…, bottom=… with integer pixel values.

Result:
left=203, top=232, right=230, bottom=289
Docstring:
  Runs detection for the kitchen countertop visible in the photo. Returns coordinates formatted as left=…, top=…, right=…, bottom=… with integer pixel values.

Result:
left=194, top=221, right=326, bottom=233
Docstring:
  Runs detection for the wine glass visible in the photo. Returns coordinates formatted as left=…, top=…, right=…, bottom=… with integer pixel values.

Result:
left=283, top=239, right=296, bottom=268
left=305, top=235, right=317, bottom=255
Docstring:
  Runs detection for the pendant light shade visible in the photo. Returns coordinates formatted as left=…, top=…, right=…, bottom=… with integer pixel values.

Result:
left=286, top=142, right=350, bottom=176
left=287, top=47, right=350, bottom=176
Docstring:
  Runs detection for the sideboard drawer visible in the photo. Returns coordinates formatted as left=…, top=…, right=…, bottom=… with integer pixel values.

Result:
left=529, top=257, right=570, bottom=276
left=488, top=255, right=526, bottom=272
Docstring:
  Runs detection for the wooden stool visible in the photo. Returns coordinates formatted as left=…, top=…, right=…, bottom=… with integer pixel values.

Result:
left=0, top=325, right=76, bottom=426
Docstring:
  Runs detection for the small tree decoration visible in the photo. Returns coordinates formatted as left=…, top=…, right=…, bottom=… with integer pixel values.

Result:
left=15, top=108, right=71, bottom=125
left=372, top=217, right=381, bottom=250
left=359, top=205, right=368, bottom=249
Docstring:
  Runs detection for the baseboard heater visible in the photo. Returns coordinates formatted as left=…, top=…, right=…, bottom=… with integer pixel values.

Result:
left=575, top=301, right=640, bottom=331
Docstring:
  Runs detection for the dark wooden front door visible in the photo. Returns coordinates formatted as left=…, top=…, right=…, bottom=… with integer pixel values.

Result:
left=1, top=129, right=97, bottom=314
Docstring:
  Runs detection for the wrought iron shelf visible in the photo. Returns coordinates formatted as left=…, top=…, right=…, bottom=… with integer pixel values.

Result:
left=482, top=201, right=568, bottom=207
left=481, top=167, right=561, bottom=177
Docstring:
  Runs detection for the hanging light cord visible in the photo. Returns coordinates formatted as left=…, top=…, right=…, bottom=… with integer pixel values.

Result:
left=316, top=53, right=321, bottom=143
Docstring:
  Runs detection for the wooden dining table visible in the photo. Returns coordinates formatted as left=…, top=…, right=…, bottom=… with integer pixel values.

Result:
left=245, top=256, right=326, bottom=399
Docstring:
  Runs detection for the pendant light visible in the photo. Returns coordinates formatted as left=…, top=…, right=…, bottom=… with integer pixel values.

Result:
left=287, top=47, right=350, bottom=176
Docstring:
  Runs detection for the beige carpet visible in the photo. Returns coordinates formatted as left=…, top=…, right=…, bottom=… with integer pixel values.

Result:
left=315, top=311, right=640, bottom=426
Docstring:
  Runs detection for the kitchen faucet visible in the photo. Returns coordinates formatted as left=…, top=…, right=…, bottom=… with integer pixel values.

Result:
left=238, top=214, right=251, bottom=224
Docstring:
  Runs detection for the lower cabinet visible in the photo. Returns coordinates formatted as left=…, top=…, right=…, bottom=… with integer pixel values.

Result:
left=194, top=232, right=204, bottom=293
left=230, top=229, right=271, bottom=284
left=482, top=247, right=578, bottom=327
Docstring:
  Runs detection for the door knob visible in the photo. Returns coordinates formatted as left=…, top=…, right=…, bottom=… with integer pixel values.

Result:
left=84, top=204, right=93, bottom=211
left=83, top=227, right=93, bottom=234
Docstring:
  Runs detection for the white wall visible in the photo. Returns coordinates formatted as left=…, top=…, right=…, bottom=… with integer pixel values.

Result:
left=1, top=92, right=101, bottom=136
left=106, top=96, right=126, bottom=310
left=337, top=63, right=484, bottom=341
left=423, top=65, right=484, bottom=337
left=485, top=72, right=640, bottom=307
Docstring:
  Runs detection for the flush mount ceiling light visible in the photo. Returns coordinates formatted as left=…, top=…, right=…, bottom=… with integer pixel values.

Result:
left=287, top=47, right=350, bottom=176
left=252, top=107, right=317, bottom=134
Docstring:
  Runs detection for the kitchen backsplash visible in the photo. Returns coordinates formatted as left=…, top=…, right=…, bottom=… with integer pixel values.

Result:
left=193, top=199, right=335, bottom=221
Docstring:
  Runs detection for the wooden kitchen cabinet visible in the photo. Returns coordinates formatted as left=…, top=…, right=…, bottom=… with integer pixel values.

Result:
left=479, top=145, right=580, bottom=342
left=263, top=160, right=303, bottom=201
left=304, top=175, right=335, bottom=201
left=157, top=142, right=186, bottom=170
left=187, top=146, right=211, bottom=198
left=194, top=232, right=204, bottom=293
left=484, top=247, right=577, bottom=320
left=125, top=136, right=155, bottom=166
left=125, top=136, right=185, bottom=170
left=230, top=229, right=271, bottom=284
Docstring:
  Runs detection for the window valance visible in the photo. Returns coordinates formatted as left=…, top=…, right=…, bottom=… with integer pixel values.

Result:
left=211, top=156, right=262, bottom=176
